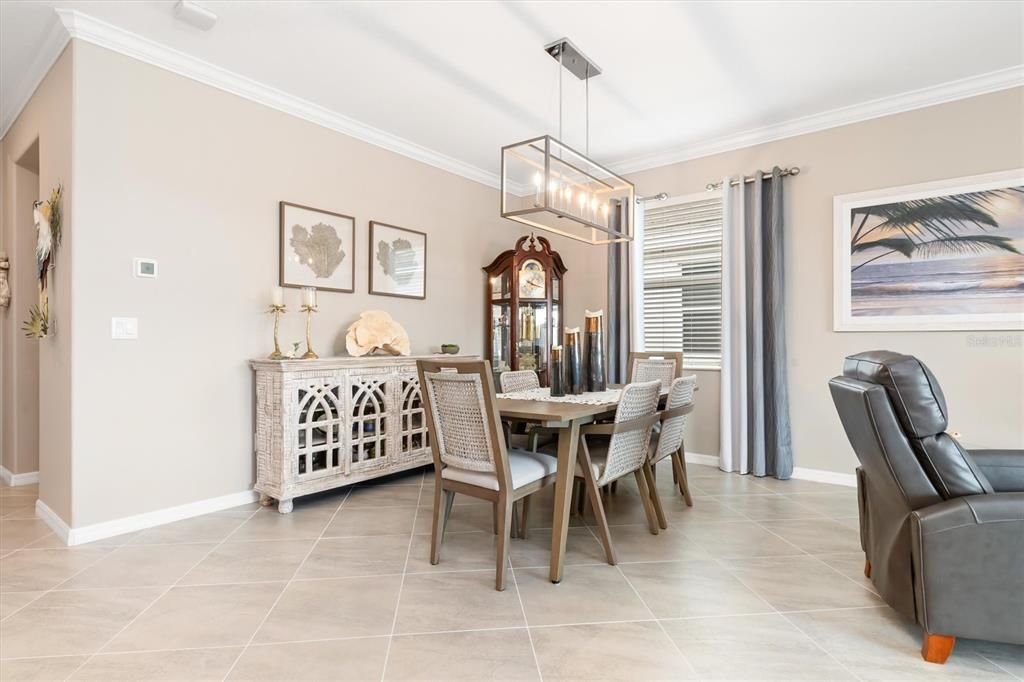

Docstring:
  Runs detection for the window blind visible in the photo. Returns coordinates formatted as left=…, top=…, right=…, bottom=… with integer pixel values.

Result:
left=642, top=196, right=723, bottom=370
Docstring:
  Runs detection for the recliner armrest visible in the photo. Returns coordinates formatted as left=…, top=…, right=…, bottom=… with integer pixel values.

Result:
left=968, top=450, right=1024, bottom=492
left=910, top=493, right=1024, bottom=645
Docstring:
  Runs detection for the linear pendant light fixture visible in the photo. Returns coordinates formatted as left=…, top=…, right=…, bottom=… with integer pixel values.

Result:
left=501, top=38, right=634, bottom=245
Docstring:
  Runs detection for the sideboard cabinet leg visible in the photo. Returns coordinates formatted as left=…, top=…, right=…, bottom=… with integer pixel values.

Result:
left=278, top=498, right=294, bottom=514
left=259, top=493, right=274, bottom=507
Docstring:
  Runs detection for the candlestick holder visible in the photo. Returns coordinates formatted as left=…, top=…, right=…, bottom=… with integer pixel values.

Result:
left=300, top=304, right=319, bottom=359
left=267, top=304, right=287, bottom=359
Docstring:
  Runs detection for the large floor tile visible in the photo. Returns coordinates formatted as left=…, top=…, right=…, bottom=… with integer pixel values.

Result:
left=0, top=655, right=88, bottom=681
left=407, top=530, right=498, bottom=573
left=70, top=647, right=242, bottom=680
left=815, top=552, right=877, bottom=593
left=180, top=539, right=314, bottom=585
left=0, top=591, right=43, bottom=619
left=0, top=546, right=114, bottom=592
left=516, top=565, right=650, bottom=626
left=605, top=525, right=712, bottom=563
left=722, top=555, right=884, bottom=612
left=129, top=512, right=250, bottom=545
left=59, top=542, right=215, bottom=589
left=255, top=574, right=401, bottom=643
left=531, top=620, right=694, bottom=681
left=716, top=493, right=825, bottom=520
left=509, top=527, right=606, bottom=568
left=762, top=518, right=863, bottom=554
left=385, top=626, right=540, bottom=679
left=104, top=582, right=285, bottom=652
left=0, top=484, right=38, bottom=497
left=621, top=560, right=772, bottom=619
left=395, top=570, right=525, bottom=633
left=385, top=629, right=540, bottom=681
left=0, top=519, right=55, bottom=552
left=753, top=477, right=853, bottom=494
left=658, top=498, right=749, bottom=525
left=958, top=639, right=1024, bottom=679
left=662, top=613, right=854, bottom=680
left=1, top=587, right=161, bottom=658
left=228, top=637, right=389, bottom=680
left=296, top=534, right=409, bottom=579
left=680, top=521, right=803, bottom=558
left=0, top=496, right=37, bottom=520
left=227, top=507, right=336, bottom=542
left=783, top=491, right=861, bottom=517
left=326, top=505, right=417, bottom=537
left=688, top=476, right=775, bottom=496
left=344, top=485, right=422, bottom=508
left=415, top=502, right=496, bottom=534
left=787, top=607, right=1014, bottom=680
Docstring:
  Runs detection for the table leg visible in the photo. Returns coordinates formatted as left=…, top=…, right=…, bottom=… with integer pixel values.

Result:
left=549, top=419, right=581, bottom=583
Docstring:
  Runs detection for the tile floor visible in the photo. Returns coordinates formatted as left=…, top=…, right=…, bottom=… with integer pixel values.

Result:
left=2, top=463, right=1022, bottom=681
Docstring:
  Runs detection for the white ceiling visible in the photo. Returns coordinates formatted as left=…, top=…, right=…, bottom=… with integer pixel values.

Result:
left=3, top=1, right=1023, bottom=184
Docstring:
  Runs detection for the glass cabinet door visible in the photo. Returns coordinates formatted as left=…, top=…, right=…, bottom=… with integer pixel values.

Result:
left=491, top=303, right=511, bottom=373
left=517, top=302, right=548, bottom=374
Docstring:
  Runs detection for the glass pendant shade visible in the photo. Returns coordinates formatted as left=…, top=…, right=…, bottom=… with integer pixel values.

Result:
left=501, top=135, right=634, bottom=245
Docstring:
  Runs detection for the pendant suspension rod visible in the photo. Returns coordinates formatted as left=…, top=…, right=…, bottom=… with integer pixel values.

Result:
left=585, top=63, right=590, bottom=156
left=558, top=48, right=563, bottom=141
left=705, top=166, right=801, bottom=191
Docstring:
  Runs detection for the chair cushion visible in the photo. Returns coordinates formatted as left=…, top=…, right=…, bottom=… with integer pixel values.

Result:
left=442, top=448, right=557, bottom=491
left=842, top=351, right=948, bottom=438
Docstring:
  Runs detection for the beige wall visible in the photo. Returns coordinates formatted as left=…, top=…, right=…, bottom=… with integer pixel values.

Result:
left=628, top=87, right=1024, bottom=474
left=0, top=160, right=41, bottom=475
left=0, top=46, right=74, bottom=514
left=68, top=41, right=598, bottom=526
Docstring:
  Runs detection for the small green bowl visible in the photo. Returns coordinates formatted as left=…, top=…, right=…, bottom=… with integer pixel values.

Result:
left=440, top=344, right=460, bottom=355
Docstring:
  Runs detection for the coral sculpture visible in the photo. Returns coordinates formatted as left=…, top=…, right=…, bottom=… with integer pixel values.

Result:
left=290, top=222, right=345, bottom=278
left=345, top=310, right=411, bottom=357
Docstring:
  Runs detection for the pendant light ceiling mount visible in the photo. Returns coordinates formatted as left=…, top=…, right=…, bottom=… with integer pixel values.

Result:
left=500, top=38, right=634, bottom=245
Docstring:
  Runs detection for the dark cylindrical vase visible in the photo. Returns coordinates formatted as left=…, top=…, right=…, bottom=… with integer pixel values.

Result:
left=549, top=345, right=565, bottom=397
left=584, top=311, right=606, bottom=392
left=565, top=329, right=583, bottom=395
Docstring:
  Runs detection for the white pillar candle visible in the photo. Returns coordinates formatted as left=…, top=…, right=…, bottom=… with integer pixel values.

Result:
left=303, top=287, right=316, bottom=307
left=271, top=286, right=284, bottom=306
left=532, top=172, right=542, bottom=207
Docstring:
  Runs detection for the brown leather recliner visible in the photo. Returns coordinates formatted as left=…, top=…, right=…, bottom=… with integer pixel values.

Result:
left=828, top=351, right=1024, bottom=663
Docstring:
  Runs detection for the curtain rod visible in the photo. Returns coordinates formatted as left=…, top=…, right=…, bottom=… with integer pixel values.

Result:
left=706, top=166, right=800, bottom=191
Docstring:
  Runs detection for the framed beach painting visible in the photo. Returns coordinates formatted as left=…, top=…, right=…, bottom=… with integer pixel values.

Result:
left=369, top=221, right=427, bottom=299
left=834, top=170, right=1024, bottom=331
left=279, top=201, right=355, bottom=293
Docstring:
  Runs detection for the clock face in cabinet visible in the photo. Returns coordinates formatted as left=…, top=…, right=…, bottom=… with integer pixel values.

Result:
left=518, top=259, right=546, bottom=299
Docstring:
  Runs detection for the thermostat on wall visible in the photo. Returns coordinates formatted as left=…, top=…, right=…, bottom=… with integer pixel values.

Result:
left=134, top=258, right=158, bottom=278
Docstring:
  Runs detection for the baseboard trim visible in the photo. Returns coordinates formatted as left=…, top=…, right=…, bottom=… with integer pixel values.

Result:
left=35, top=499, right=71, bottom=544
left=685, top=452, right=856, bottom=488
left=0, top=466, right=39, bottom=486
left=39, top=490, right=259, bottom=546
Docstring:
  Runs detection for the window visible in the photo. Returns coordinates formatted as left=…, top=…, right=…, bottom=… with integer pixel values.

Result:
left=641, top=193, right=723, bottom=370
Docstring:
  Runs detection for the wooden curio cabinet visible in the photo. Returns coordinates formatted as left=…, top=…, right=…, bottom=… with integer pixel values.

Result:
left=483, top=234, right=567, bottom=387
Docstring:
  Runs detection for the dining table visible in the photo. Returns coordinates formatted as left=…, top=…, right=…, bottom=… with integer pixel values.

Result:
left=494, top=390, right=624, bottom=583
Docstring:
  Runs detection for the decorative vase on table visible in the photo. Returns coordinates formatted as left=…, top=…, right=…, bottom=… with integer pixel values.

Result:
left=583, top=309, right=606, bottom=392
left=549, top=345, right=566, bottom=397
left=565, top=328, right=583, bottom=395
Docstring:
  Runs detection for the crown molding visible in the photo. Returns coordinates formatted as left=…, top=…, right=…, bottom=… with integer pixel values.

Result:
left=0, top=16, right=71, bottom=138
left=609, top=64, right=1024, bottom=175
left=53, top=9, right=501, bottom=189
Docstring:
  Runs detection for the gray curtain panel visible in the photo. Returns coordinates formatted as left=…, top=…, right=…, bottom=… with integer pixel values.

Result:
left=606, top=199, right=630, bottom=384
left=720, top=167, right=793, bottom=478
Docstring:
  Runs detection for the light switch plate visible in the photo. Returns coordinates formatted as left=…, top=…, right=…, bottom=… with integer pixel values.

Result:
left=112, top=317, right=138, bottom=339
left=134, top=258, right=158, bottom=278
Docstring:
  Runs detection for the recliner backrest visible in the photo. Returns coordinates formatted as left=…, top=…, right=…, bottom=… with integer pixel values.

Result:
left=837, top=351, right=992, bottom=500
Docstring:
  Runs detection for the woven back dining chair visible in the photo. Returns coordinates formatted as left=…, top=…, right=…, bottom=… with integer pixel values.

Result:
left=642, top=375, right=698, bottom=529
left=572, top=379, right=662, bottom=565
left=417, top=359, right=558, bottom=591
left=499, top=369, right=540, bottom=393
left=628, top=351, right=683, bottom=392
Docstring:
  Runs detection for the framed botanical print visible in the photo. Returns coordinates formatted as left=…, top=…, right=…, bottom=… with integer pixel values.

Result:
left=834, top=169, right=1024, bottom=331
left=369, top=221, right=427, bottom=300
left=279, top=201, right=355, bottom=293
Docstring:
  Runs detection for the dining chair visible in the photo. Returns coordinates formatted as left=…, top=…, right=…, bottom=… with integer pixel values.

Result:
left=572, top=379, right=662, bottom=564
left=499, top=369, right=540, bottom=393
left=498, top=369, right=552, bottom=456
left=628, top=351, right=683, bottom=391
left=417, top=359, right=558, bottom=590
left=642, top=375, right=698, bottom=529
